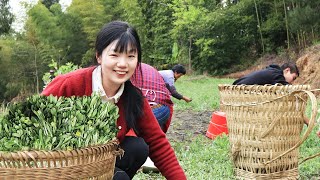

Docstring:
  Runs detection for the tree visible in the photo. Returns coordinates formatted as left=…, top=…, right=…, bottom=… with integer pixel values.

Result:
left=58, top=12, right=89, bottom=66
left=101, top=0, right=121, bottom=20
left=0, top=37, right=40, bottom=100
left=25, top=3, right=62, bottom=67
left=41, top=0, right=59, bottom=10
left=171, top=0, right=257, bottom=74
left=24, top=3, right=65, bottom=92
left=118, top=0, right=145, bottom=47
left=26, top=2, right=88, bottom=66
left=136, top=0, right=174, bottom=67
left=68, top=0, right=107, bottom=47
left=171, top=0, right=214, bottom=72
left=0, top=0, right=14, bottom=35
left=259, top=1, right=287, bottom=53
left=288, top=0, right=320, bottom=50
left=283, top=0, right=290, bottom=49
left=50, top=3, right=89, bottom=65
left=0, top=37, right=14, bottom=101
left=254, top=0, right=265, bottom=53
left=26, top=3, right=60, bottom=46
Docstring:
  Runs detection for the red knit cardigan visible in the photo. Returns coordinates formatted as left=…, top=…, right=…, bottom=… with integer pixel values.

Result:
left=41, top=66, right=186, bottom=180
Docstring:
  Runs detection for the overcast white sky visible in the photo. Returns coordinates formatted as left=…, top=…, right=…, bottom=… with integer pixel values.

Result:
left=9, top=0, right=72, bottom=32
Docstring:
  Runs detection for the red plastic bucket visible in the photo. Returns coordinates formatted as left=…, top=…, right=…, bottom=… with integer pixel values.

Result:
left=206, top=111, right=228, bottom=139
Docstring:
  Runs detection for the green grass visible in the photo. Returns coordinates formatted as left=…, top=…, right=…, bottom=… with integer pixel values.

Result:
left=171, top=75, right=234, bottom=111
left=135, top=135, right=234, bottom=180
left=299, top=127, right=320, bottom=179
left=175, top=135, right=234, bottom=179
left=300, top=97, right=320, bottom=178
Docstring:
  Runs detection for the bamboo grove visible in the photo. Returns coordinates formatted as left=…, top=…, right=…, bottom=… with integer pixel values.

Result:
left=0, top=0, right=320, bottom=102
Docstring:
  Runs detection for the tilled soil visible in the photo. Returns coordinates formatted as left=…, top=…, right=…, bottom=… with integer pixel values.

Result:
left=166, top=110, right=213, bottom=142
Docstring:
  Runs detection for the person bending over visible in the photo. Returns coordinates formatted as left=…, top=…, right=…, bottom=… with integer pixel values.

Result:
left=233, top=62, right=299, bottom=85
left=232, top=62, right=313, bottom=126
left=159, top=64, right=192, bottom=102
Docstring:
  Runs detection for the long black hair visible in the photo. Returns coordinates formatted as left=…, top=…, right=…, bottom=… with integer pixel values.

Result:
left=95, top=21, right=144, bottom=133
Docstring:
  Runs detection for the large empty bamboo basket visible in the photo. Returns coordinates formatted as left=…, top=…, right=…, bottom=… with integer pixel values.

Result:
left=0, top=140, right=122, bottom=180
left=219, top=85, right=318, bottom=179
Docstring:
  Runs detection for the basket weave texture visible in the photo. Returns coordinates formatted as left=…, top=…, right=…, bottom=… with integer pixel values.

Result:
left=219, top=85, right=317, bottom=180
left=0, top=140, right=122, bottom=180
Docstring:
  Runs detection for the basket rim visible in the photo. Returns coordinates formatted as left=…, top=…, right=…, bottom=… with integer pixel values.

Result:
left=218, top=84, right=311, bottom=92
left=0, top=140, right=119, bottom=161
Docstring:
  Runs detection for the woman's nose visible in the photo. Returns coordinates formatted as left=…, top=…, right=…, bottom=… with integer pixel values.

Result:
left=117, top=56, right=128, bottom=67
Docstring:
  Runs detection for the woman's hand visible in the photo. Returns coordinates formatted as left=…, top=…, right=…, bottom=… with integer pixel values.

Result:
left=183, top=96, right=192, bottom=103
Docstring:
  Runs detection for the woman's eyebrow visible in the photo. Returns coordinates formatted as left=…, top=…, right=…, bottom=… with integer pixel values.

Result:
left=108, top=48, right=117, bottom=53
left=127, top=48, right=137, bottom=53
left=110, top=47, right=136, bottom=53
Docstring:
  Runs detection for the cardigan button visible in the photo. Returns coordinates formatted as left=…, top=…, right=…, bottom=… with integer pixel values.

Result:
left=118, top=126, right=122, bottom=130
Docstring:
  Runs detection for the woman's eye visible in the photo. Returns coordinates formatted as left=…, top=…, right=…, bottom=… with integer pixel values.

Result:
left=109, top=54, right=118, bottom=57
left=128, top=55, right=135, bottom=58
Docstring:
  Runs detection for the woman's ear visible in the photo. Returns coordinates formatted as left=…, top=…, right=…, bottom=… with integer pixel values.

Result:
left=96, top=52, right=101, bottom=64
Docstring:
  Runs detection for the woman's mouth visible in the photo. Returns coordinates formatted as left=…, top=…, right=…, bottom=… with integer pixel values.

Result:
left=115, top=70, right=127, bottom=75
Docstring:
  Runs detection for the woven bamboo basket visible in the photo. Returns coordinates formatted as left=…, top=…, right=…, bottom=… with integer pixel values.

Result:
left=219, top=85, right=318, bottom=179
left=0, top=140, right=123, bottom=180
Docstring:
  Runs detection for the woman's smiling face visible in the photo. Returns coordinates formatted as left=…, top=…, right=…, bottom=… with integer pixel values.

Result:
left=97, top=39, right=138, bottom=88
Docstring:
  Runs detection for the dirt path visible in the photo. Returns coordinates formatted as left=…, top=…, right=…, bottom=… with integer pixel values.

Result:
left=166, top=110, right=212, bottom=142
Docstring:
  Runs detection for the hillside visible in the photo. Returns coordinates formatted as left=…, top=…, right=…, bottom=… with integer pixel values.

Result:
left=225, top=44, right=320, bottom=91
left=295, top=45, right=320, bottom=89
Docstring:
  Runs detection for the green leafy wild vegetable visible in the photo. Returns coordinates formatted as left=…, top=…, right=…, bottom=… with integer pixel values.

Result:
left=0, top=94, right=119, bottom=152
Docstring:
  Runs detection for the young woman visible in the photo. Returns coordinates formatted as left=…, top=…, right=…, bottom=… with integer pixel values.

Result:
left=42, top=21, right=186, bottom=180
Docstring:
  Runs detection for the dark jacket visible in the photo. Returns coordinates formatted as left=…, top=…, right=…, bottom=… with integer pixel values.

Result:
left=233, top=65, right=288, bottom=85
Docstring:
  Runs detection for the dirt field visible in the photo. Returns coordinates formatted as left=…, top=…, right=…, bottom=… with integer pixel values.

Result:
left=166, top=110, right=213, bottom=142
left=295, top=45, right=320, bottom=92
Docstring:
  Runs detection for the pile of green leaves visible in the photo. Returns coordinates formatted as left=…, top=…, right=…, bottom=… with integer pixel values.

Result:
left=0, top=94, right=119, bottom=152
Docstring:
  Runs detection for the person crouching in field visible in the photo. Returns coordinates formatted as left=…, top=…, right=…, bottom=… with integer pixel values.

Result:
left=42, top=21, right=186, bottom=180
left=131, top=63, right=174, bottom=133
